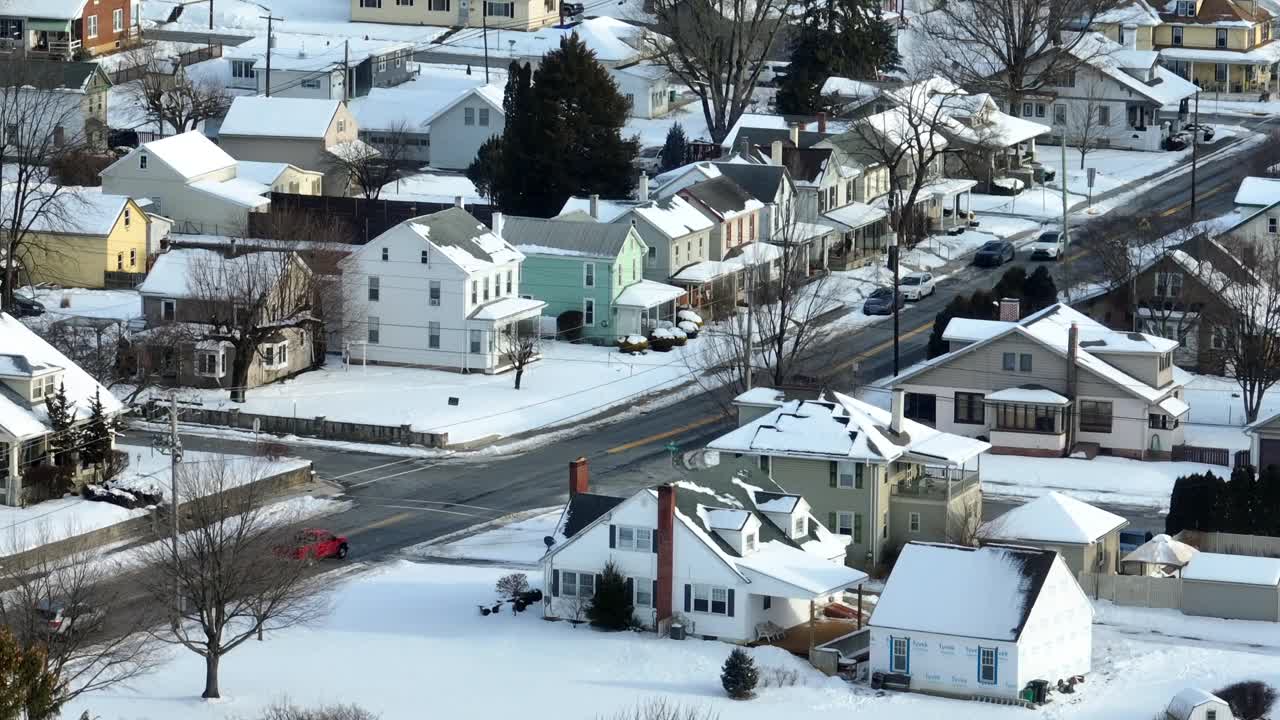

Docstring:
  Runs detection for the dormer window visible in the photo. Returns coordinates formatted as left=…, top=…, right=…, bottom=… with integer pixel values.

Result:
left=744, top=532, right=757, bottom=552
left=29, top=373, right=58, bottom=401
left=793, top=515, right=807, bottom=537
left=1177, top=0, right=1194, bottom=16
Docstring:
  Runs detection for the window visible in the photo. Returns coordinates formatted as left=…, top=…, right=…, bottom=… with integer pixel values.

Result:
left=793, top=515, right=806, bottom=537
left=1217, top=28, right=1228, bottom=48
left=337, top=119, right=346, bottom=133
left=1149, top=413, right=1178, bottom=430
left=429, top=0, right=450, bottom=9
left=616, top=525, right=652, bottom=552
left=1172, top=26, right=1184, bottom=45
left=396, top=0, right=414, bottom=5
left=744, top=533, right=756, bottom=552
left=1211, top=326, right=1228, bottom=350
left=377, top=56, right=388, bottom=73
left=560, top=570, right=595, bottom=599
left=905, top=392, right=936, bottom=423
left=1079, top=400, right=1113, bottom=433
left=86, top=14, right=98, bottom=38
left=954, top=392, right=985, bottom=424
left=469, top=329, right=482, bottom=353
left=130, top=248, right=137, bottom=267
left=479, top=108, right=490, bottom=127
left=1176, top=0, right=1193, bottom=15
left=909, top=512, right=921, bottom=533
left=1160, top=351, right=1172, bottom=370
left=836, top=511, right=853, bottom=537
left=1022, top=102, right=1033, bottom=117
left=647, top=246, right=656, bottom=264
left=485, top=0, right=514, bottom=16
left=139, top=153, right=148, bottom=170
left=426, top=321, right=440, bottom=349
left=1155, top=272, right=1183, bottom=298
left=1207, top=711, right=1218, bottom=720
left=301, top=78, right=321, bottom=89
left=117, top=253, right=124, bottom=271
left=360, top=0, right=382, bottom=7
left=890, top=637, right=909, bottom=673
left=161, top=299, right=176, bottom=321
left=996, top=404, right=1059, bottom=432
left=1216, top=63, right=1228, bottom=82
left=231, top=59, right=253, bottom=79
left=1002, top=352, right=1016, bottom=371
left=692, top=584, right=729, bottom=615
left=367, top=316, right=380, bottom=344
left=1097, top=105, right=1110, bottom=126
left=113, top=8, right=123, bottom=32
left=428, top=280, right=441, bottom=306
left=464, top=107, right=475, bottom=126
left=505, top=271, right=512, bottom=294
left=837, top=462, right=864, bottom=489
left=368, top=276, right=380, bottom=301
left=583, top=262, right=595, bottom=287
left=1020, top=353, right=1032, bottom=372
left=262, top=344, right=276, bottom=368
left=979, top=647, right=997, bottom=684
left=583, top=298, right=595, bottom=326
left=1269, top=217, right=1278, bottom=234
left=1053, top=104, right=1066, bottom=125
left=1035, top=102, right=1046, bottom=118
left=483, top=276, right=490, bottom=301
left=471, top=280, right=478, bottom=304
left=634, top=578, right=653, bottom=608
left=196, top=352, right=223, bottom=377
left=380, top=247, right=389, bottom=262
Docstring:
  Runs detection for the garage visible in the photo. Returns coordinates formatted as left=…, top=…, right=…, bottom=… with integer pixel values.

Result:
left=1260, top=438, right=1280, bottom=470
left=1180, top=553, right=1280, bottom=622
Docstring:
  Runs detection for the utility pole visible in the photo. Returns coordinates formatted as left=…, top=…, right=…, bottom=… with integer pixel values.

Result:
left=1060, top=125, right=1069, bottom=241
left=153, top=393, right=184, bottom=615
left=890, top=230, right=900, bottom=376
left=261, top=12, right=284, bottom=97
left=343, top=40, right=349, bottom=102
left=481, top=4, right=490, bottom=84
left=1190, top=91, right=1200, bottom=220
left=744, top=265, right=754, bottom=391
left=210, top=0, right=214, bottom=29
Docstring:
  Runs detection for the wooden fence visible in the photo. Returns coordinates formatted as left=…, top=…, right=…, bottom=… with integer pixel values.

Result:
left=1176, top=529, right=1280, bottom=558
left=107, top=42, right=223, bottom=84
left=144, top=401, right=449, bottom=448
left=256, top=193, right=497, bottom=244
left=1172, top=444, right=1230, bottom=466
left=1078, top=572, right=1182, bottom=609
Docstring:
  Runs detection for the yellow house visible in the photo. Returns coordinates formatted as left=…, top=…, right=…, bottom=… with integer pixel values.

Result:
left=1152, top=0, right=1279, bottom=92
left=1092, top=0, right=1163, bottom=50
left=17, top=191, right=151, bottom=289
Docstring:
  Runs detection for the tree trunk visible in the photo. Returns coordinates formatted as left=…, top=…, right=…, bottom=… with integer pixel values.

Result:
left=514, top=368, right=524, bottom=390
left=202, top=653, right=221, bottom=699
left=230, top=343, right=253, bottom=402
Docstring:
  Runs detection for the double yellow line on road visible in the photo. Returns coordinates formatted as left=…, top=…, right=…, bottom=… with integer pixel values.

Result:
left=1159, top=181, right=1233, bottom=217
left=605, top=414, right=725, bottom=455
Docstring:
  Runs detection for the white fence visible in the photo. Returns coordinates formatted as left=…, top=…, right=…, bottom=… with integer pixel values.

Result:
left=1078, top=572, right=1182, bottom=610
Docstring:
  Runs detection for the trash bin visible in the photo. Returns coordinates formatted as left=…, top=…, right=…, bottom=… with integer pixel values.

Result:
left=1029, top=679, right=1051, bottom=704
left=669, top=623, right=685, bottom=640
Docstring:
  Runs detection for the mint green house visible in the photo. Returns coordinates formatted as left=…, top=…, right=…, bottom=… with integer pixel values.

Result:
left=504, top=216, right=687, bottom=341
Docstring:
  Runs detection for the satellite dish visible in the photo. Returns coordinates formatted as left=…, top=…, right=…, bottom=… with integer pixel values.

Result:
left=543, top=535, right=556, bottom=548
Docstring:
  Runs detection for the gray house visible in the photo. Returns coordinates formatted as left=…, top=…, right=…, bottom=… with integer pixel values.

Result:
left=424, top=85, right=504, bottom=171
left=708, top=389, right=989, bottom=571
left=225, top=36, right=415, bottom=100
left=980, top=491, right=1128, bottom=575
left=217, top=96, right=365, bottom=196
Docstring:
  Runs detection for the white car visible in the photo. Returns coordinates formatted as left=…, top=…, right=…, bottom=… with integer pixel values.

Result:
left=1031, top=229, right=1066, bottom=260
left=901, top=272, right=935, bottom=300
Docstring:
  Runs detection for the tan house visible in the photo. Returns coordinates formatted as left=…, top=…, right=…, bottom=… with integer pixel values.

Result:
left=9, top=190, right=149, bottom=289
left=894, top=303, right=1190, bottom=460
left=708, top=388, right=990, bottom=571
left=216, top=97, right=367, bottom=196
left=1153, top=0, right=1279, bottom=92
left=129, top=248, right=315, bottom=390
left=348, top=0, right=558, bottom=31
left=980, top=491, right=1128, bottom=575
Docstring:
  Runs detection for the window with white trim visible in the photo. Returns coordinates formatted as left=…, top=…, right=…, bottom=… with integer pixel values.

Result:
left=367, top=316, right=380, bottom=344
left=464, top=107, right=475, bottom=126
left=301, top=78, right=321, bottom=89
left=429, top=280, right=441, bottom=306
left=560, top=570, right=594, bottom=598
left=978, top=646, right=997, bottom=684
left=793, top=515, right=806, bottom=537
left=337, top=119, right=346, bottom=133
left=368, top=275, right=380, bottom=301
left=634, top=577, right=653, bottom=608
left=86, top=14, right=98, bottom=38
left=161, top=299, right=176, bottom=322
left=744, top=532, right=756, bottom=552
left=836, top=511, right=853, bottom=537
left=583, top=262, right=595, bottom=287
left=113, top=8, right=123, bottom=31
left=909, top=512, right=921, bottom=532
left=616, top=525, right=652, bottom=552
left=470, top=329, right=482, bottom=354
left=891, top=637, right=909, bottom=672
left=196, top=351, right=225, bottom=377
left=837, top=462, right=864, bottom=489
left=692, top=584, right=729, bottom=614
left=484, top=0, right=514, bottom=16
left=471, top=280, right=478, bottom=305
left=1172, top=25, right=1184, bottom=45
left=479, top=108, right=490, bottom=127
left=1269, top=217, right=1278, bottom=234
left=1155, top=272, right=1183, bottom=298
left=583, top=298, right=595, bottom=326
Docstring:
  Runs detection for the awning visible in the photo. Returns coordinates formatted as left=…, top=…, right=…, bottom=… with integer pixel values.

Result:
left=986, top=386, right=1071, bottom=406
left=468, top=296, right=546, bottom=321
left=29, top=19, right=71, bottom=32
left=823, top=202, right=887, bottom=231
left=614, top=279, right=685, bottom=309
left=1158, top=396, right=1190, bottom=418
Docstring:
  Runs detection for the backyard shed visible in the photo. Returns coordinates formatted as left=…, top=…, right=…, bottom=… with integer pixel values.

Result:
left=980, top=491, right=1128, bottom=575
left=1180, top=552, right=1280, bottom=622
left=1165, top=687, right=1232, bottom=720
left=1121, top=534, right=1197, bottom=577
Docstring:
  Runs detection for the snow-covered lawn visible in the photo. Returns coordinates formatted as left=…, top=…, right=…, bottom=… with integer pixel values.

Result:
left=409, top=508, right=560, bottom=565
left=1037, top=125, right=1243, bottom=198
left=170, top=340, right=714, bottom=445
left=143, top=0, right=451, bottom=42
left=970, top=186, right=1090, bottom=218
left=0, top=441, right=309, bottom=555
left=626, top=101, right=714, bottom=148
left=980, top=454, right=1224, bottom=512
left=62, top=557, right=1280, bottom=720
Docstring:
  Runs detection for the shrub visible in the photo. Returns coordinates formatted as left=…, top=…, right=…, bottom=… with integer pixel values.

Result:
left=557, top=310, right=585, bottom=342
left=670, top=327, right=688, bottom=346
left=649, top=329, right=676, bottom=352
left=720, top=648, right=759, bottom=700
left=1215, top=680, right=1278, bottom=720
left=598, top=699, right=718, bottom=720
left=677, top=321, right=699, bottom=338
left=677, top=309, right=703, bottom=326
left=587, top=560, right=634, bottom=630
left=253, top=699, right=380, bottom=720
left=618, top=335, right=650, bottom=353
left=496, top=573, right=530, bottom=600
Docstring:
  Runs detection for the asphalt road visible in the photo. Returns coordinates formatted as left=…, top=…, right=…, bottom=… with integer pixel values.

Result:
left=138, top=114, right=1278, bottom=571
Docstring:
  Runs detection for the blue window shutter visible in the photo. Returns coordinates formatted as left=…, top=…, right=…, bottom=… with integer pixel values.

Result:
left=684, top=584, right=691, bottom=612
left=727, top=589, right=735, bottom=617
left=609, top=525, right=616, bottom=549
left=551, top=570, right=559, bottom=597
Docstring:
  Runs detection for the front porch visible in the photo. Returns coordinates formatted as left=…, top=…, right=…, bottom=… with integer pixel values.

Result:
left=468, top=297, right=547, bottom=374
left=822, top=203, right=890, bottom=271
left=613, top=279, right=685, bottom=336
left=1163, top=55, right=1278, bottom=96
left=984, top=386, right=1072, bottom=457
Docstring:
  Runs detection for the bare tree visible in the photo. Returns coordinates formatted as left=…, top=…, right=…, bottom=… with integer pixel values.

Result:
left=0, top=523, right=163, bottom=708
left=0, top=57, right=88, bottom=311
left=598, top=699, right=720, bottom=720
left=328, top=123, right=415, bottom=201
left=1201, top=234, right=1280, bottom=423
left=947, top=496, right=986, bottom=546
left=914, top=0, right=1121, bottom=114
left=136, top=460, right=331, bottom=699
left=125, top=46, right=231, bottom=136
left=1059, top=81, right=1107, bottom=170
left=256, top=700, right=380, bottom=720
left=501, top=320, right=540, bottom=390
left=646, top=0, right=791, bottom=144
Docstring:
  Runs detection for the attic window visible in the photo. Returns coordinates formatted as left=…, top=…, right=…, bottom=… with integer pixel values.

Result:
left=29, top=374, right=57, bottom=401
left=139, top=153, right=148, bottom=170
left=792, top=515, right=806, bottom=537
left=744, top=532, right=756, bottom=552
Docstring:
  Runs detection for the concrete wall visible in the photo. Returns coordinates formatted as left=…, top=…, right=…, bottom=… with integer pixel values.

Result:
left=426, top=94, right=503, bottom=170
left=146, top=401, right=449, bottom=447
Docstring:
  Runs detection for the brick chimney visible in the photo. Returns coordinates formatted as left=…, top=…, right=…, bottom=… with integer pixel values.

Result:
left=569, top=456, right=588, bottom=496
left=817, top=111, right=827, bottom=133
left=999, top=297, right=1020, bottom=321
left=656, top=483, right=676, bottom=623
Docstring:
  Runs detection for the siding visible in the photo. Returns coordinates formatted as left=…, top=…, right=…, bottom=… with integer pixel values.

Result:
left=869, top=628, right=1020, bottom=699
left=1182, top=580, right=1280, bottom=622
left=348, top=0, right=558, bottom=30
left=519, top=254, right=616, bottom=341
left=101, top=160, right=250, bottom=232
left=426, top=97, right=503, bottom=171
left=770, top=456, right=881, bottom=569
left=22, top=201, right=148, bottom=288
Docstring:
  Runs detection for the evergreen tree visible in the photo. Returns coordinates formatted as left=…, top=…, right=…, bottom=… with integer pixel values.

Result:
left=775, top=0, right=899, bottom=115
left=720, top=648, right=759, bottom=700
left=1225, top=465, right=1259, bottom=534
left=927, top=295, right=970, bottom=359
left=1021, top=266, right=1059, bottom=313
left=0, top=628, right=63, bottom=720
left=1259, top=464, right=1280, bottom=537
left=80, top=390, right=114, bottom=470
left=659, top=122, right=688, bottom=173
left=43, top=382, right=79, bottom=467
left=993, top=266, right=1027, bottom=301
left=586, top=561, right=634, bottom=630
left=1166, top=471, right=1226, bottom=535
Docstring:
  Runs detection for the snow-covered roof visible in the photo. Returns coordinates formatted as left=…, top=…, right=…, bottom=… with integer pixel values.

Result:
left=1235, top=176, right=1280, bottom=207
left=1159, top=396, right=1191, bottom=418
left=189, top=177, right=272, bottom=209
left=1183, top=552, right=1280, bottom=586
left=1122, top=534, right=1198, bottom=566
left=138, top=248, right=291, bottom=298
left=356, top=207, right=522, bottom=275
left=235, top=161, right=293, bottom=186
left=1, top=188, right=132, bottom=236
left=672, top=260, right=735, bottom=284
left=986, top=386, right=1070, bottom=405
left=822, top=76, right=881, bottom=98
left=718, top=113, right=849, bottom=150
left=871, top=543, right=1061, bottom=641
left=983, top=491, right=1127, bottom=545
left=1168, top=689, right=1229, bottom=720
left=0, top=313, right=123, bottom=440
left=219, top=97, right=341, bottom=139
left=379, top=172, right=485, bottom=205
left=736, top=541, right=866, bottom=596
left=558, top=196, right=638, bottom=224
left=226, top=35, right=412, bottom=72
left=1160, top=42, right=1280, bottom=65
left=1070, top=32, right=1199, bottom=105
left=102, top=131, right=236, bottom=181
left=823, top=201, right=887, bottom=231
left=469, top=296, right=546, bottom=321
left=614, top=280, right=686, bottom=309
left=705, top=508, right=750, bottom=530
left=1094, top=0, right=1163, bottom=25
left=630, top=195, right=716, bottom=238
left=0, top=0, right=87, bottom=21
left=709, top=391, right=990, bottom=465
left=678, top=176, right=765, bottom=221
left=734, top=387, right=787, bottom=408
left=426, top=85, right=505, bottom=126
left=944, top=317, right=1016, bottom=343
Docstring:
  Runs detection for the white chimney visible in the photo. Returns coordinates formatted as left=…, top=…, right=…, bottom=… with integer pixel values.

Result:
left=1123, top=23, right=1137, bottom=51
left=639, top=173, right=649, bottom=202
left=789, top=123, right=800, bottom=147
left=770, top=140, right=783, bottom=166
left=454, top=195, right=464, bottom=208
left=589, top=193, right=600, bottom=219
left=492, top=211, right=504, bottom=239
left=891, top=388, right=905, bottom=433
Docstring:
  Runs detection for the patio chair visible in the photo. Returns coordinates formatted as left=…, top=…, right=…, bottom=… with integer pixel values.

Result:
left=754, top=621, right=785, bottom=643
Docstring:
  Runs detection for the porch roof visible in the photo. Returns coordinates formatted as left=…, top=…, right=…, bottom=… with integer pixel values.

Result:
left=986, top=385, right=1071, bottom=406
left=822, top=202, right=887, bottom=231
left=1159, top=44, right=1280, bottom=65
left=672, top=260, right=733, bottom=284
left=736, top=540, right=868, bottom=597
left=1159, top=395, right=1191, bottom=418
left=468, top=296, right=546, bottom=321
left=614, top=279, right=685, bottom=309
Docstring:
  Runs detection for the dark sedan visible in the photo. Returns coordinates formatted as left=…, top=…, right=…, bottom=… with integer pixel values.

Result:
left=862, top=287, right=903, bottom=315
left=973, top=240, right=1015, bottom=267
left=11, top=295, right=45, bottom=317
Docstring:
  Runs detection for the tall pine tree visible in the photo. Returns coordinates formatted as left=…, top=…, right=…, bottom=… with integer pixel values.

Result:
left=776, top=0, right=900, bottom=115
left=43, top=382, right=79, bottom=467
left=659, top=122, right=688, bottom=173
left=80, top=390, right=115, bottom=471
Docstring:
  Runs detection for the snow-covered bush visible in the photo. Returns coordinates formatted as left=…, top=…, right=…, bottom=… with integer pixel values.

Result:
left=495, top=573, right=530, bottom=600
left=670, top=327, right=688, bottom=346
left=677, top=309, right=703, bottom=326
left=649, top=328, right=676, bottom=352
left=618, top=335, right=649, bottom=353
left=677, top=321, right=699, bottom=338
